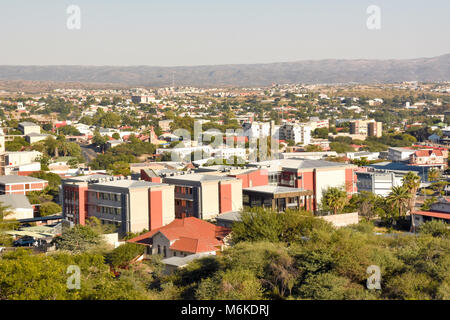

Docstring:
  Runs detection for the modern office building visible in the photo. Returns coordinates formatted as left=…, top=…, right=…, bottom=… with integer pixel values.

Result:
left=162, top=174, right=243, bottom=220
left=61, top=175, right=175, bottom=234
left=356, top=171, right=403, bottom=197
left=248, top=159, right=358, bottom=211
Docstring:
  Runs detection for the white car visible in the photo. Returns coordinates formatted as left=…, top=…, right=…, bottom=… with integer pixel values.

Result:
left=0, top=247, right=5, bottom=253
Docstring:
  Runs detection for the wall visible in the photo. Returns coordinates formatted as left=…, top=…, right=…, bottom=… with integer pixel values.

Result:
left=201, top=182, right=220, bottom=220
left=129, top=188, right=150, bottom=233
left=315, top=168, right=346, bottom=205
left=320, top=212, right=359, bottom=227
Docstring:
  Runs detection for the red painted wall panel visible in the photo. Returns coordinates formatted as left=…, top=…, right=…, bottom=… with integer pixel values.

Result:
left=345, top=169, right=355, bottom=195
left=149, top=190, right=163, bottom=230
left=219, top=183, right=232, bottom=213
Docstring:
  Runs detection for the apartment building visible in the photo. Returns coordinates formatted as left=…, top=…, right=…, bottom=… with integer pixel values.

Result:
left=162, top=174, right=243, bottom=220
left=131, top=95, right=155, bottom=104
left=349, top=120, right=382, bottom=138
left=242, top=121, right=271, bottom=139
left=278, top=123, right=312, bottom=145
left=61, top=175, right=175, bottom=234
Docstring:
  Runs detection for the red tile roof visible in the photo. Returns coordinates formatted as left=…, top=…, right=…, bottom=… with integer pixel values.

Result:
left=127, top=217, right=231, bottom=253
left=412, top=211, right=450, bottom=220
left=413, top=150, right=443, bottom=157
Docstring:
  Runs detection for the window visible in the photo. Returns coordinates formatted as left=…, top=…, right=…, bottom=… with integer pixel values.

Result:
left=157, top=245, right=161, bottom=254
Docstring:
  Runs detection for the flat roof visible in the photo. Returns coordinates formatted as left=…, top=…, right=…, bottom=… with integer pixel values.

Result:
left=162, top=253, right=212, bottom=267
left=216, top=211, right=242, bottom=222
left=91, top=179, right=167, bottom=189
left=0, top=175, right=47, bottom=185
left=0, top=194, right=32, bottom=209
left=19, top=122, right=39, bottom=126
left=243, top=185, right=307, bottom=195
left=163, top=174, right=235, bottom=182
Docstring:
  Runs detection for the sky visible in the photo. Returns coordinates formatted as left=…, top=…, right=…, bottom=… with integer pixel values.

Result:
left=0, top=0, right=449, bottom=66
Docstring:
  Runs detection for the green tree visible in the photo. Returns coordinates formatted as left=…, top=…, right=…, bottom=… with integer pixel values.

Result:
left=54, top=225, right=104, bottom=253
left=386, top=186, right=411, bottom=221
left=428, top=168, right=441, bottom=182
left=402, top=172, right=421, bottom=231
left=105, top=243, right=145, bottom=269
left=39, top=202, right=62, bottom=217
left=320, top=186, right=348, bottom=215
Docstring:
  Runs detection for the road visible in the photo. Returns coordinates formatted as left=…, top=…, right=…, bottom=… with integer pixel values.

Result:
left=80, top=145, right=98, bottom=163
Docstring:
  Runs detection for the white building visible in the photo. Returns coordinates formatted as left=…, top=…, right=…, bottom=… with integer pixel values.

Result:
left=242, top=122, right=271, bottom=139
left=279, top=123, right=311, bottom=145
left=388, top=147, right=415, bottom=162
left=356, top=171, right=403, bottom=197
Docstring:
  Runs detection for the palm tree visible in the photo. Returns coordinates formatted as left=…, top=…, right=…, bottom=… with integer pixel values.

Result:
left=386, top=186, right=411, bottom=221
left=402, top=172, right=421, bottom=232
left=427, top=168, right=441, bottom=182
left=321, top=187, right=348, bottom=215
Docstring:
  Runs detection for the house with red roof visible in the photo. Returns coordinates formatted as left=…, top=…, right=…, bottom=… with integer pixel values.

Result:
left=409, top=149, right=448, bottom=169
left=127, top=217, right=230, bottom=259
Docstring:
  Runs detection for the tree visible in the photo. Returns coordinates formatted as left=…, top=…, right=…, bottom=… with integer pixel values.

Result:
left=39, top=202, right=62, bottom=217
left=320, top=187, right=348, bottom=215
left=0, top=202, right=16, bottom=246
left=419, top=220, right=450, bottom=238
left=305, top=144, right=322, bottom=152
left=105, top=243, right=145, bottom=269
left=431, top=181, right=448, bottom=195
left=428, top=168, right=441, bottom=182
left=386, top=186, right=411, bottom=221
left=108, top=161, right=131, bottom=176
left=92, top=130, right=109, bottom=153
left=196, top=269, right=264, bottom=300
left=54, top=225, right=104, bottom=253
left=402, top=172, right=421, bottom=231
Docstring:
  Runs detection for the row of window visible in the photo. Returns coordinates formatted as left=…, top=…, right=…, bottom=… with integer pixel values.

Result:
left=97, top=192, right=121, bottom=202
left=97, top=206, right=121, bottom=215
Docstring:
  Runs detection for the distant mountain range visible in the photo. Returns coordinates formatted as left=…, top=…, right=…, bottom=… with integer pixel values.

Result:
left=0, top=54, right=448, bottom=87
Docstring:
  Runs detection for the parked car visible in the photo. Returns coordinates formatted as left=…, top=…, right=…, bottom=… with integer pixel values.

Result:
left=0, top=247, right=5, bottom=253
left=13, top=236, right=37, bottom=247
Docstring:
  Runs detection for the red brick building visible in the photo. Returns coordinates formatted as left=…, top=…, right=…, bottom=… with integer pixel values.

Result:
left=0, top=175, right=48, bottom=195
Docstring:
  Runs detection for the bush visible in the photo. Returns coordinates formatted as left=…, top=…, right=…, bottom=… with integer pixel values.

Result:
left=419, top=220, right=449, bottom=238
left=105, top=243, right=145, bottom=269
left=39, top=202, right=62, bottom=217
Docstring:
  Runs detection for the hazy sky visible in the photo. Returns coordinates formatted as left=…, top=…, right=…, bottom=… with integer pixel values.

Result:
left=0, top=0, right=449, bottom=66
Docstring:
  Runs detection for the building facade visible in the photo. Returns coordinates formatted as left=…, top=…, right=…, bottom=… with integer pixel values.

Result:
left=0, top=175, right=48, bottom=195
left=162, top=174, right=243, bottom=220
left=61, top=175, right=175, bottom=234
